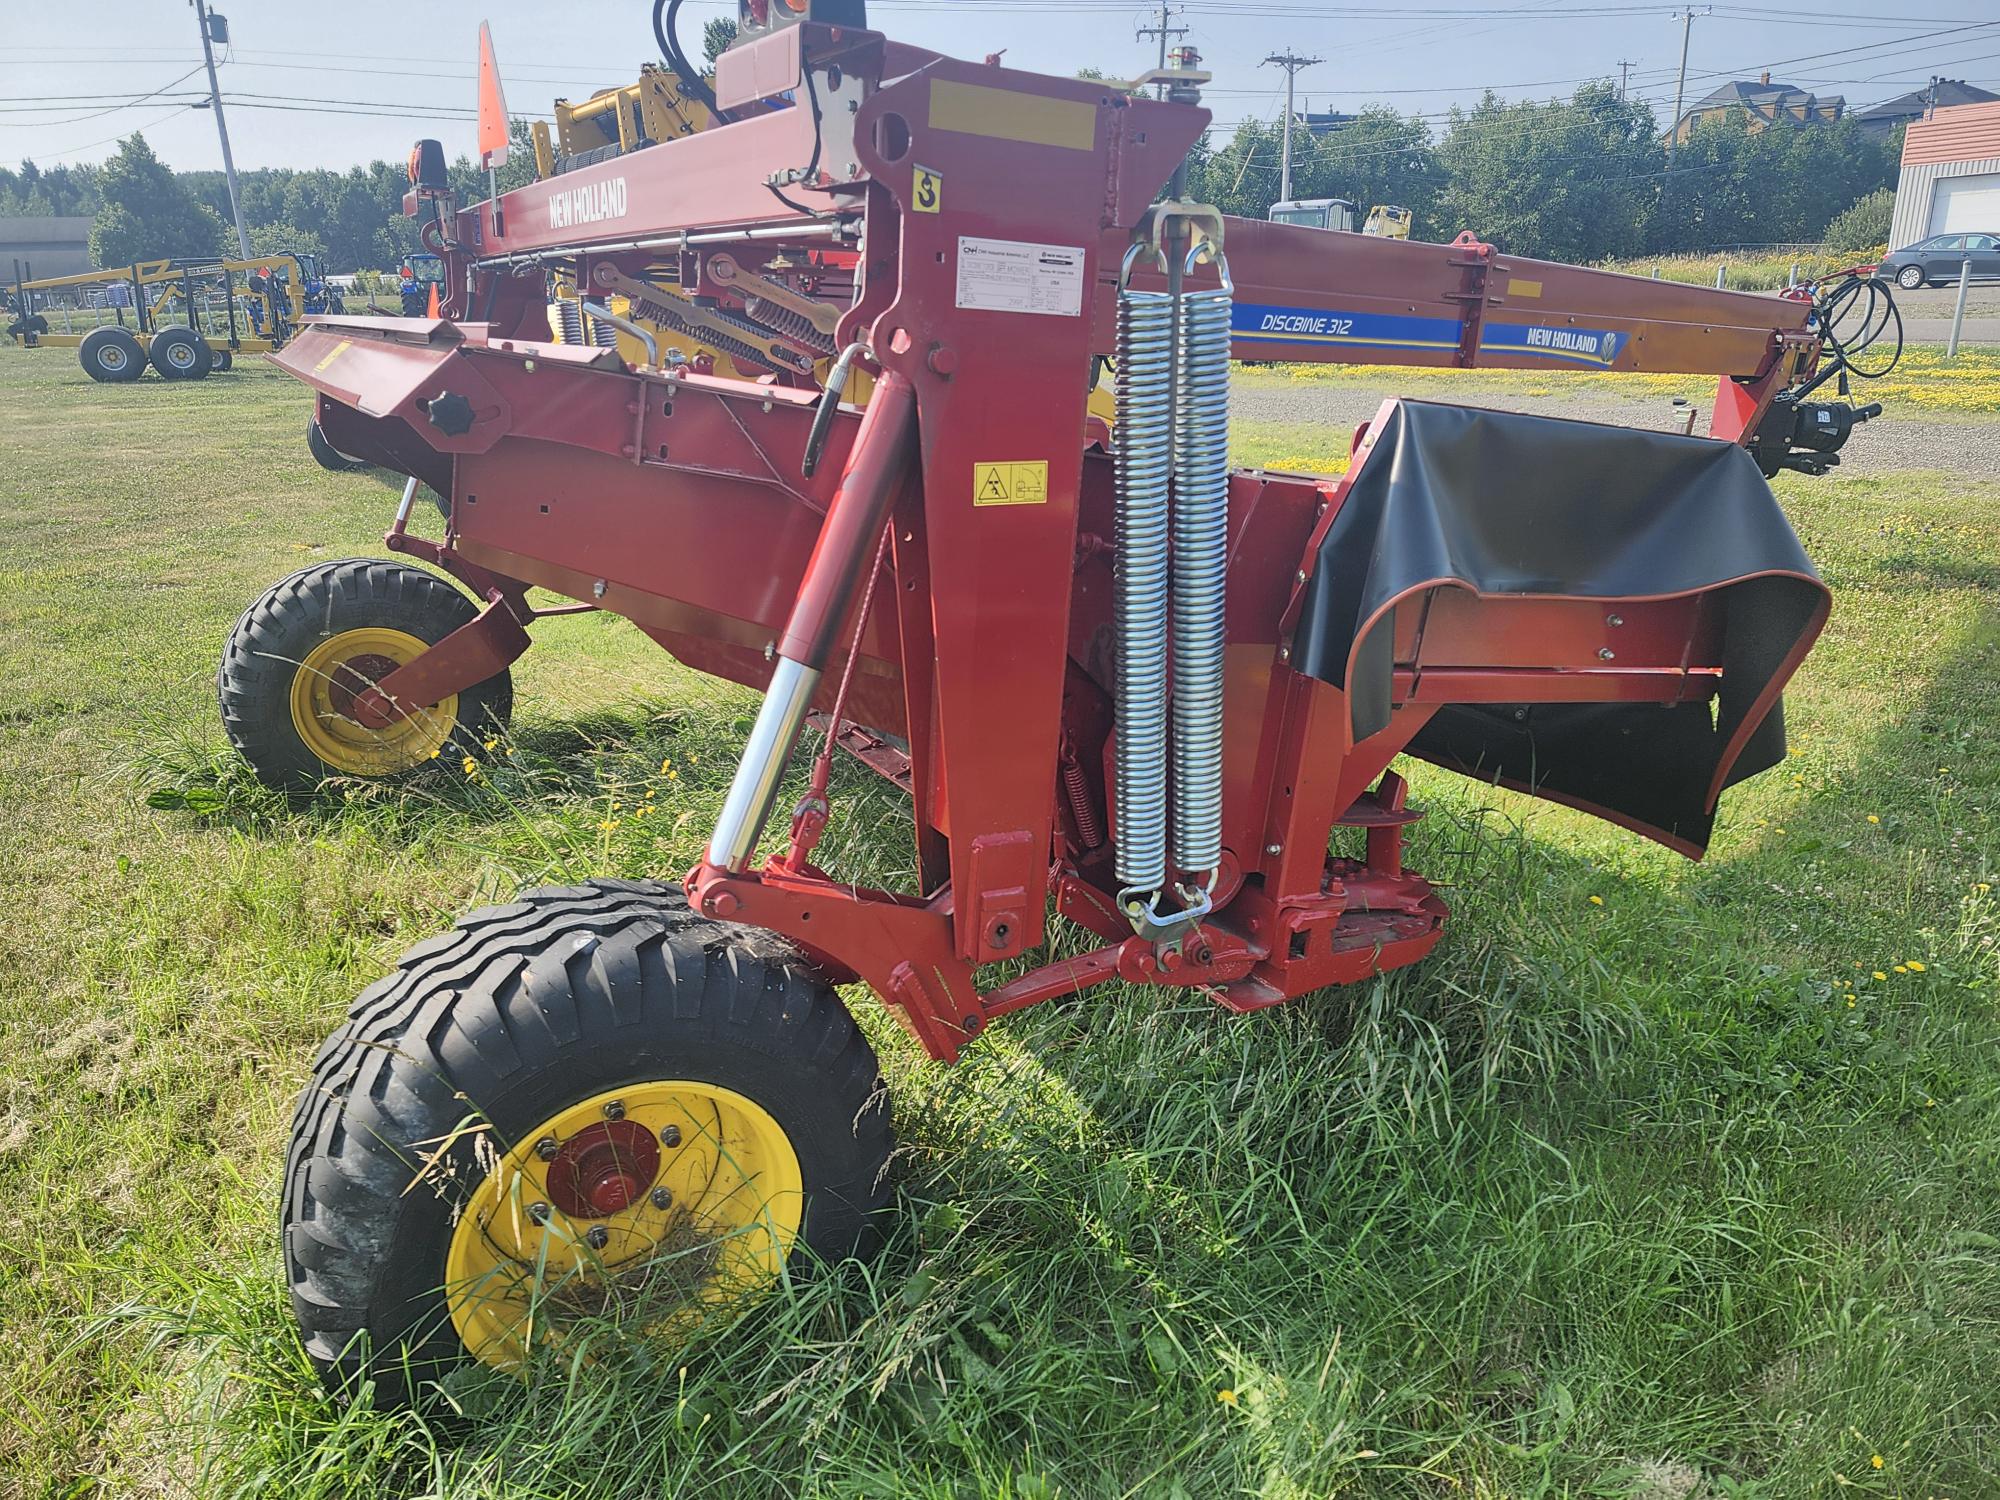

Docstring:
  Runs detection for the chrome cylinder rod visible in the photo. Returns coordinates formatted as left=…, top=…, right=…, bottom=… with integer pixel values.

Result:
left=705, top=371, right=917, bottom=873
left=705, top=657, right=821, bottom=871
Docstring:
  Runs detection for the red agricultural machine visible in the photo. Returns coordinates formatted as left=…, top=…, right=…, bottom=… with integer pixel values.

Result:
left=237, top=1, right=1891, bottom=1393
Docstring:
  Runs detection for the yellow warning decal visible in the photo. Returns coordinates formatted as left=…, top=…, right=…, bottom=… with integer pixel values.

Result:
left=929, top=79, right=1096, bottom=152
left=1510, top=278, right=1543, bottom=299
left=972, top=460, right=1049, bottom=507
left=314, top=338, right=353, bottom=372
left=913, top=164, right=943, bottom=213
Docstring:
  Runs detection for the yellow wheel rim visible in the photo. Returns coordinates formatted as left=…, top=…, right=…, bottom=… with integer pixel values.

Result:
left=444, top=1081, right=805, bottom=1370
left=286, top=627, right=458, bottom=776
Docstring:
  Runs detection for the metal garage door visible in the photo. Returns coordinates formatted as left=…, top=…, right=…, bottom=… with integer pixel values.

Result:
left=1929, top=172, right=2000, bottom=233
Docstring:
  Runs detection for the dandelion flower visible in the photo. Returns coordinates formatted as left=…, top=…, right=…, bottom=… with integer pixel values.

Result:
left=1979, top=882, right=1992, bottom=894
left=1216, top=1388, right=1238, bottom=1407
left=1871, top=1455, right=1884, bottom=1470
left=1907, top=961, right=1926, bottom=973
left=1774, top=827, right=1786, bottom=835
left=483, top=738, right=498, bottom=752
left=1893, top=964, right=1908, bottom=974
left=428, top=747, right=442, bottom=759
left=1847, top=998, right=1857, bottom=1008
left=609, top=801, right=622, bottom=812
left=661, top=757, right=673, bottom=774
left=598, top=818, right=620, bottom=832
left=668, top=769, right=679, bottom=781
left=1588, top=894, right=1604, bottom=906
left=1866, top=814, right=1880, bottom=824
left=462, top=756, right=478, bottom=775
left=1872, top=971, right=1888, bottom=981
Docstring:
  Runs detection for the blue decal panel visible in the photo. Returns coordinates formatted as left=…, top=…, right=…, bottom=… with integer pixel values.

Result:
left=1232, top=302, right=1460, bottom=355
left=1231, top=301, right=1630, bottom=369
left=1480, top=322, right=1628, bottom=367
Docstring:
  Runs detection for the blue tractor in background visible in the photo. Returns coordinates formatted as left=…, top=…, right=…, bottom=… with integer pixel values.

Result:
left=399, top=252, right=444, bottom=317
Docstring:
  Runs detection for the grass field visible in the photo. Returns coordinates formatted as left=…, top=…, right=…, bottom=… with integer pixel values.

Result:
left=0, top=345, right=1996, bottom=1500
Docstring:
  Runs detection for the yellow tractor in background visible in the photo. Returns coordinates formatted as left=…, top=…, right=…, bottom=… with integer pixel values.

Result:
left=1363, top=204, right=1414, bottom=239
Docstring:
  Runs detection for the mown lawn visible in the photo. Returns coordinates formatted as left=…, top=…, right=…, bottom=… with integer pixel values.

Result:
left=0, top=347, right=1995, bottom=1499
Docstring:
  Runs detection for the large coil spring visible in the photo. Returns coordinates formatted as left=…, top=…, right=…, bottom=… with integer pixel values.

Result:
left=1170, top=246, right=1233, bottom=884
left=1113, top=245, right=1174, bottom=895
left=746, top=296, right=838, bottom=356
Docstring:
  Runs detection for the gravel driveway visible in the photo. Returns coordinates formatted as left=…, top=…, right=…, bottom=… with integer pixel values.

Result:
left=1234, top=376, right=2000, bottom=482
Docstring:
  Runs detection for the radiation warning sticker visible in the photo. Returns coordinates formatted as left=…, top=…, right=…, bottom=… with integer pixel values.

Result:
left=912, top=164, right=943, bottom=213
left=972, top=460, right=1049, bottom=507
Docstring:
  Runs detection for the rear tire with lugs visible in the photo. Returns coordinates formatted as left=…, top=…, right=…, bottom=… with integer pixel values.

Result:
left=217, top=558, right=512, bottom=790
left=281, top=878, right=892, bottom=1399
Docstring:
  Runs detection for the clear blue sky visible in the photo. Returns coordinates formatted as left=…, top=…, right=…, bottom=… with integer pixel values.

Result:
left=4, top=1, right=1999, bottom=174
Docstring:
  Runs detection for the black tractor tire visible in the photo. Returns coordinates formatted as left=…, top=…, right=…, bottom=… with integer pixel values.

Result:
left=305, top=419, right=369, bottom=472
left=213, top=347, right=234, bottom=371
left=78, top=325, right=145, bottom=382
left=1896, top=263, right=1926, bottom=291
left=149, top=325, right=213, bottom=380
left=282, top=878, right=893, bottom=1400
left=217, top=558, right=513, bottom=791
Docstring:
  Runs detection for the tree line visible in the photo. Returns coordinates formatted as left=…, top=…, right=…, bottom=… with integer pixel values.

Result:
left=0, top=83, right=1901, bottom=274
left=0, top=120, right=537, bottom=275
left=1186, top=85, right=1902, bottom=260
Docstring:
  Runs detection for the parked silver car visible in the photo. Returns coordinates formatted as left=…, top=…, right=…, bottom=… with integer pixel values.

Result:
left=1878, top=231, right=2000, bottom=289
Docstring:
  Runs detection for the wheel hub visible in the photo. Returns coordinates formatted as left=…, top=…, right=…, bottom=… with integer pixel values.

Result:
left=322, top=652, right=399, bottom=723
left=546, top=1119, right=660, bottom=1219
left=443, top=1080, right=803, bottom=1370
left=287, top=626, right=458, bottom=775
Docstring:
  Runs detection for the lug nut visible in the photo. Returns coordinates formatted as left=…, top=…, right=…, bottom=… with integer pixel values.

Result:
left=650, top=1187, right=674, bottom=1210
left=603, top=1100, right=625, bottom=1120
left=534, top=1136, right=560, bottom=1161
left=584, top=1225, right=611, bottom=1250
left=659, top=1124, right=682, bottom=1147
left=527, top=1201, right=551, bottom=1223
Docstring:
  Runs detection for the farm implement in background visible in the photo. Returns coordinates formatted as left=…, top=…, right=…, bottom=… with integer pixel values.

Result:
left=5, top=251, right=333, bottom=380
left=223, top=0, right=1899, bottom=1399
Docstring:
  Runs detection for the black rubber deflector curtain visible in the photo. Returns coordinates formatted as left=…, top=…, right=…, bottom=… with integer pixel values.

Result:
left=1288, top=400, right=1831, bottom=857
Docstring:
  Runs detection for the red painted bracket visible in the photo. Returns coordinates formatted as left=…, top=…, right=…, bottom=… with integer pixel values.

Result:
left=349, top=593, right=532, bottom=728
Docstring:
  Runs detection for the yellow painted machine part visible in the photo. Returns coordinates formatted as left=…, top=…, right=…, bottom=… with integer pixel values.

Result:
left=9, top=253, right=306, bottom=351
left=444, top=1080, right=805, bottom=1369
left=287, top=627, right=459, bottom=775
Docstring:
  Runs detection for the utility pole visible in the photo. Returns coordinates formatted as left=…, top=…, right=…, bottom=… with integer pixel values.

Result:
left=1135, top=4, right=1187, bottom=99
left=191, top=0, right=250, bottom=259
left=1617, top=58, right=1635, bottom=101
left=1263, top=49, right=1322, bottom=203
left=1666, top=7, right=1708, bottom=171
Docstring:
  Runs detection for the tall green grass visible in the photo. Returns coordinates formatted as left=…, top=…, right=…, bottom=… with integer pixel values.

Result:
left=0, top=350, right=1995, bottom=1497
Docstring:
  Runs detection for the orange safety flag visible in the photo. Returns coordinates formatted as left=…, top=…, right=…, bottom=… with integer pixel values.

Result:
left=476, top=20, right=510, bottom=170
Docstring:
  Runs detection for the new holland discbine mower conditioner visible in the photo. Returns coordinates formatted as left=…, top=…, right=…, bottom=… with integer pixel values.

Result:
left=224, top=0, right=1897, bottom=1394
